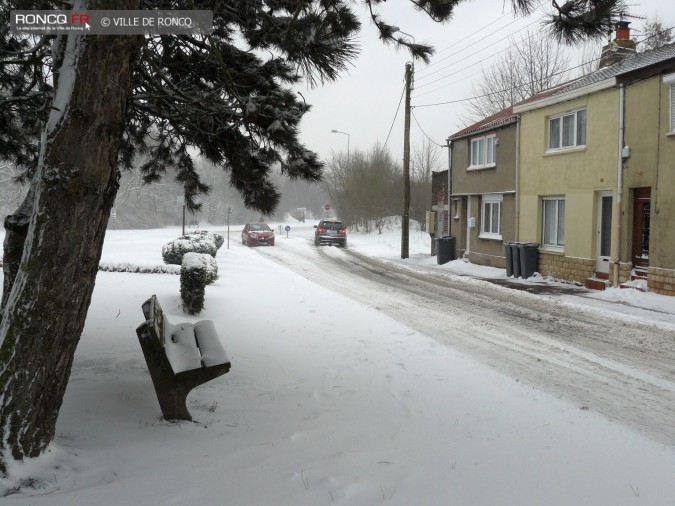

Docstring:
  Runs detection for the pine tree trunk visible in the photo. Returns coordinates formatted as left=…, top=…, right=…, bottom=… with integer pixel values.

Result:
left=0, top=1, right=141, bottom=473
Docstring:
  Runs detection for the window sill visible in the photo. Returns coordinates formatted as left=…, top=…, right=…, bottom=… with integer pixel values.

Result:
left=467, top=164, right=496, bottom=171
left=479, top=233, right=503, bottom=241
left=544, top=146, right=586, bottom=156
left=540, top=246, right=564, bottom=254
left=667, top=131, right=675, bottom=137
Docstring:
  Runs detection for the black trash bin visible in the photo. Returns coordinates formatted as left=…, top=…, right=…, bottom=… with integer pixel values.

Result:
left=436, top=236, right=456, bottom=265
left=510, top=242, right=522, bottom=278
left=518, top=243, right=539, bottom=279
left=503, top=241, right=513, bottom=277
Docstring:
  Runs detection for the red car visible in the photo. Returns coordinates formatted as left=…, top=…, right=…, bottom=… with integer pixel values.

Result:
left=242, top=223, right=275, bottom=247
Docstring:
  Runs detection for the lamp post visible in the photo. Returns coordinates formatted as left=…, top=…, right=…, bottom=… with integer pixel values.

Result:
left=330, top=129, right=350, bottom=162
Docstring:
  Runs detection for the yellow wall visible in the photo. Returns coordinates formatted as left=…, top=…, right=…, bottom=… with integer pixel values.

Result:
left=518, top=89, right=619, bottom=260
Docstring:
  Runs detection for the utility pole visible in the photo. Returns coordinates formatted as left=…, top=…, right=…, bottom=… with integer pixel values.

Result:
left=401, top=62, right=412, bottom=259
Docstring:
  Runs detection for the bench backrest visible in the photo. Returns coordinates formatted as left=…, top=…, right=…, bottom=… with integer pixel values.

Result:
left=141, top=295, right=165, bottom=347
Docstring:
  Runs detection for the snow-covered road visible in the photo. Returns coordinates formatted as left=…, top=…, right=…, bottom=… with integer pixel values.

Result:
left=257, top=228, right=675, bottom=447
left=4, top=224, right=675, bottom=505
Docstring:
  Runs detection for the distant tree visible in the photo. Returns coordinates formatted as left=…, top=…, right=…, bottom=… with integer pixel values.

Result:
left=410, top=139, right=443, bottom=231
left=638, top=15, right=674, bottom=52
left=0, top=0, right=631, bottom=475
left=463, top=30, right=570, bottom=124
left=323, top=145, right=400, bottom=232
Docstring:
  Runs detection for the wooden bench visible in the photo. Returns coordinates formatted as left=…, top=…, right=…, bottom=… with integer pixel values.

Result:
left=136, top=295, right=231, bottom=421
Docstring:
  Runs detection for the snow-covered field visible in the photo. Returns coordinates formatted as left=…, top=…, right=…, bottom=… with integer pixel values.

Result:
left=2, top=223, right=675, bottom=505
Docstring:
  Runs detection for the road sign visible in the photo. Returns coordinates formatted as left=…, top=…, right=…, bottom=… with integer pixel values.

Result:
left=324, top=204, right=330, bottom=211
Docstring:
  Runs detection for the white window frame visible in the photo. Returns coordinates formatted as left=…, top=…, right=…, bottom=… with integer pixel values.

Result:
left=479, top=194, right=502, bottom=240
left=664, top=73, right=675, bottom=133
left=469, top=134, right=496, bottom=169
left=541, top=197, right=565, bottom=251
left=547, top=109, right=586, bottom=151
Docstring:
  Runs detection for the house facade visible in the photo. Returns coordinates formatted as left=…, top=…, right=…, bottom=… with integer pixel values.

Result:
left=446, top=108, right=518, bottom=268
left=514, top=42, right=675, bottom=295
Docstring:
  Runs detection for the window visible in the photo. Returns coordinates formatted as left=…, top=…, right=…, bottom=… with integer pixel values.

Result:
left=470, top=135, right=496, bottom=168
left=480, top=194, right=502, bottom=239
left=548, top=109, right=586, bottom=150
left=665, top=73, right=675, bottom=133
left=542, top=197, right=565, bottom=249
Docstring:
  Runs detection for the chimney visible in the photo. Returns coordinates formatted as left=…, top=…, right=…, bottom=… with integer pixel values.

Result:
left=599, top=21, right=637, bottom=69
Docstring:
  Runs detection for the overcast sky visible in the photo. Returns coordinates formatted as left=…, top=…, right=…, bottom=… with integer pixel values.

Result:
left=297, top=0, right=675, bottom=169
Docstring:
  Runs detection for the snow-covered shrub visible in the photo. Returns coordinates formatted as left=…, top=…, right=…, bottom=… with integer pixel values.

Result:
left=210, top=233, right=224, bottom=250
left=162, top=235, right=217, bottom=265
left=99, top=262, right=180, bottom=274
left=185, top=230, right=225, bottom=250
left=180, top=252, right=218, bottom=315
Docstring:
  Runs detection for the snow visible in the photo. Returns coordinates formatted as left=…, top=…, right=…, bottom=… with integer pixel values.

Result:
left=182, top=251, right=218, bottom=276
left=1, top=223, right=674, bottom=504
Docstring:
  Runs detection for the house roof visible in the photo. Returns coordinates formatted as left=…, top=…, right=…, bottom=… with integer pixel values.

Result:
left=455, top=43, right=675, bottom=132
left=448, top=106, right=517, bottom=140
left=447, top=85, right=565, bottom=140
left=561, top=42, right=675, bottom=94
left=513, top=42, right=675, bottom=112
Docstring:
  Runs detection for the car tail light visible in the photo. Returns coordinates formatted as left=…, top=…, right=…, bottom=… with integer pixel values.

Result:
left=318, top=228, right=326, bottom=233
left=339, top=229, right=346, bottom=235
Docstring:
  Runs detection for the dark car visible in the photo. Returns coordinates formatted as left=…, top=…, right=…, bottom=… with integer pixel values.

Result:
left=242, top=223, right=275, bottom=247
left=314, top=219, right=347, bottom=247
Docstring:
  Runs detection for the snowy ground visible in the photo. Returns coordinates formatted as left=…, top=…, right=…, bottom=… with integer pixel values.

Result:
left=2, top=223, right=675, bottom=505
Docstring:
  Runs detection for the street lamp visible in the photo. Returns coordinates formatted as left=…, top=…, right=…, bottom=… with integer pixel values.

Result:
left=330, top=129, right=350, bottom=162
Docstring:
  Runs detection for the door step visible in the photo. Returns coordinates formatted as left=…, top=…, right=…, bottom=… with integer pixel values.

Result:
left=631, top=268, right=648, bottom=281
left=585, top=276, right=610, bottom=291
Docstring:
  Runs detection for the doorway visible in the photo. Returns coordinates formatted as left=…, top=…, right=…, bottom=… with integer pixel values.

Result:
left=631, top=187, right=651, bottom=272
left=596, top=192, right=613, bottom=274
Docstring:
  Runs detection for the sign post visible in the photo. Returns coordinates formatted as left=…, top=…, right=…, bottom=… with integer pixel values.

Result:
left=284, top=225, right=290, bottom=238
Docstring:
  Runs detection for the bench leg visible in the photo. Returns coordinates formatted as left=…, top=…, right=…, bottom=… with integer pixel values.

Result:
left=137, top=324, right=194, bottom=421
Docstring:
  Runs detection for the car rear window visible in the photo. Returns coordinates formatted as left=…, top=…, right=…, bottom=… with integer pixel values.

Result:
left=322, top=221, right=343, bottom=230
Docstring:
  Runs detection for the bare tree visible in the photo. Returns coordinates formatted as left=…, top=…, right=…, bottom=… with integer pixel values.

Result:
left=462, top=30, right=570, bottom=124
left=410, top=139, right=443, bottom=231
left=638, top=15, right=674, bottom=52
left=576, top=41, right=601, bottom=76
left=322, top=145, right=401, bottom=233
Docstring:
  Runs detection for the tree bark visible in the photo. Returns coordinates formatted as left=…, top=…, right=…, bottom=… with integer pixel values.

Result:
left=0, top=0, right=142, bottom=473
left=1, top=176, right=37, bottom=319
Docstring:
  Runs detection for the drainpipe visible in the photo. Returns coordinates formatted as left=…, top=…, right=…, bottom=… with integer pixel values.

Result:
left=466, top=195, right=471, bottom=256
left=612, top=83, right=625, bottom=287
left=515, top=115, right=520, bottom=242
left=446, top=138, right=452, bottom=237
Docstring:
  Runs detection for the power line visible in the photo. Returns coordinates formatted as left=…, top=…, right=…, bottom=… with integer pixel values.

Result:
left=383, top=81, right=407, bottom=150
left=412, top=25, right=675, bottom=109
left=411, top=110, right=445, bottom=147
left=416, top=16, right=546, bottom=87
left=415, top=0, right=547, bottom=79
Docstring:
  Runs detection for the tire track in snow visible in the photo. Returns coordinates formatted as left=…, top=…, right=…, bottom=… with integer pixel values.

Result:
left=255, top=241, right=675, bottom=446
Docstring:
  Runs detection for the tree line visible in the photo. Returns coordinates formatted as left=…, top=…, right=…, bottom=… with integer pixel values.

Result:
left=322, top=140, right=442, bottom=233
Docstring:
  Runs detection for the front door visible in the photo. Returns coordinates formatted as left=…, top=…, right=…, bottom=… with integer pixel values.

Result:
left=632, top=187, right=651, bottom=271
left=596, top=192, right=613, bottom=274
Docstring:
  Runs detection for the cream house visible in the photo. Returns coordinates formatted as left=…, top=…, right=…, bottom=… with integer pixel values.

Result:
left=514, top=42, right=675, bottom=295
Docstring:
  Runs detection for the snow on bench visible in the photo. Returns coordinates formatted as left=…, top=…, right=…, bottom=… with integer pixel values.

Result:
left=136, top=295, right=231, bottom=421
